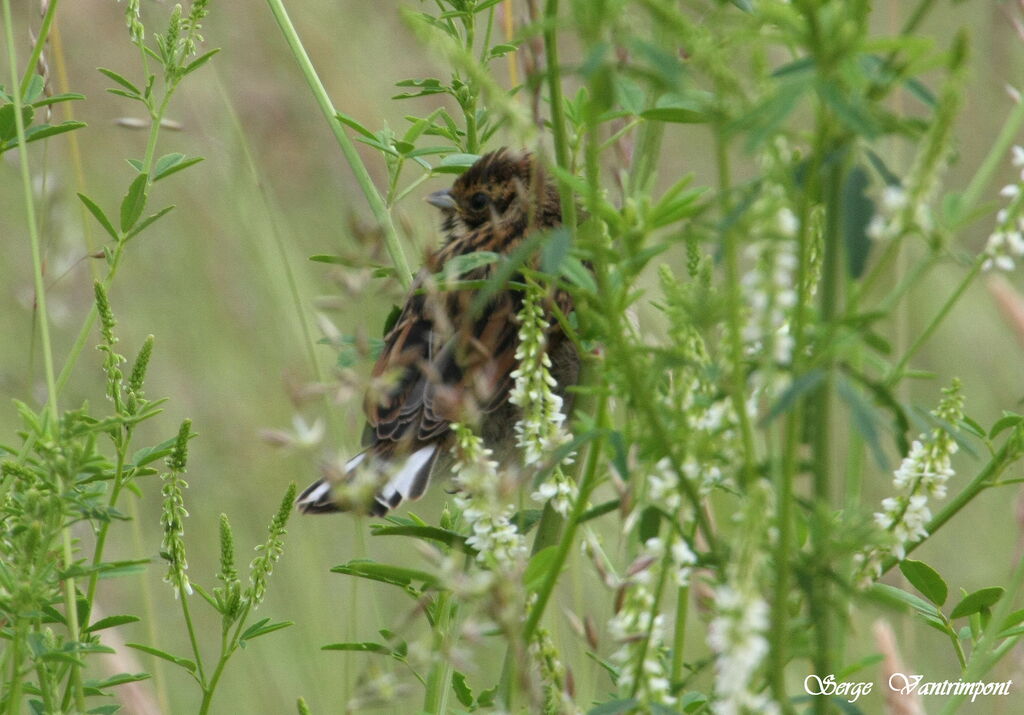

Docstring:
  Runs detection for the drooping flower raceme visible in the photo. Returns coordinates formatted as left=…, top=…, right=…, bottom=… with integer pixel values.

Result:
left=858, top=380, right=964, bottom=582
left=708, top=584, right=776, bottom=715
left=451, top=422, right=527, bottom=570
left=982, top=145, right=1024, bottom=272
left=606, top=537, right=677, bottom=708
left=509, top=280, right=576, bottom=515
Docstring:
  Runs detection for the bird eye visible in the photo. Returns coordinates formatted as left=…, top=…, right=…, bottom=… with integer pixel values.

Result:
left=468, top=192, right=489, bottom=211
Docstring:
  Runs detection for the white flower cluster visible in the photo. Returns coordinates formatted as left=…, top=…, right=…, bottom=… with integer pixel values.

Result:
left=531, top=629, right=580, bottom=715
left=509, top=281, right=575, bottom=515
left=858, top=381, right=964, bottom=581
left=451, top=423, right=527, bottom=569
left=866, top=185, right=932, bottom=243
left=741, top=209, right=799, bottom=369
left=606, top=537, right=685, bottom=707
left=707, top=585, right=776, bottom=715
left=982, top=146, right=1024, bottom=272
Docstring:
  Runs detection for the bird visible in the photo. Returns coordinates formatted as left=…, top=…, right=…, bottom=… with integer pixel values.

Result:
left=297, top=149, right=579, bottom=517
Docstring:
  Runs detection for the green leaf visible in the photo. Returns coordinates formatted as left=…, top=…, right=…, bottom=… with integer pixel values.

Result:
left=156, top=156, right=203, bottom=181
left=152, top=152, right=183, bottom=178
left=487, top=43, right=518, bottom=60
left=836, top=654, right=884, bottom=680
left=30, top=92, right=85, bottom=109
left=119, top=172, right=149, bottom=231
left=640, top=91, right=712, bottom=123
left=842, top=165, right=874, bottom=278
left=17, top=121, right=86, bottom=147
left=587, top=700, right=640, bottom=715
left=181, top=48, right=220, bottom=77
left=899, top=560, right=947, bottom=607
left=125, top=205, right=175, bottom=241
left=578, top=499, right=620, bottom=524
left=98, top=67, right=140, bottom=95
left=762, top=370, right=825, bottom=424
left=86, top=706, right=121, bottom=715
left=321, top=641, right=391, bottom=654
left=0, top=102, right=38, bottom=141
left=85, top=615, right=141, bottom=633
left=77, top=193, right=119, bottom=240
left=369, top=524, right=468, bottom=551
left=836, top=376, right=889, bottom=472
left=382, top=304, right=402, bottom=337
left=637, top=506, right=661, bottom=543
left=433, top=153, right=480, bottom=174
left=541, top=227, right=571, bottom=275
left=950, top=587, right=1004, bottom=619
left=560, top=256, right=597, bottom=294
left=330, top=559, right=439, bottom=592
left=88, top=672, right=151, bottom=689
left=869, top=583, right=941, bottom=619
left=239, top=618, right=293, bottom=647
left=990, top=413, right=1022, bottom=440
left=23, top=74, right=44, bottom=102
left=818, top=81, right=879, bottom=137
left=130, top=436, right=179, bottom=468
left=452, top=671, right=474, bottom=707
left=440, top=250, right=501, bottom=281
left=679, top=691, right=709, bottom=713
left=125, top=643, right=196, bottom=673
left=60, top=559, right=150, bottom=580
left=510, top=508, right=544, bottom=535
left=524, top=546, right=560, bottom=593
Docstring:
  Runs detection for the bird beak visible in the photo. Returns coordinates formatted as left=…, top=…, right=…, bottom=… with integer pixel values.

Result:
left=426, top=189, right=456, bottom=211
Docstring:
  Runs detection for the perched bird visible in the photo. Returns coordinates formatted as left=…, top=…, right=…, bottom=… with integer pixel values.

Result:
left=297, top=149, right=579, bottom=516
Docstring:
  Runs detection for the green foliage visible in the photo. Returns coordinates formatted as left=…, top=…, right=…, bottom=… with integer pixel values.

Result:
left=6, top=0, right=1024, bottom=713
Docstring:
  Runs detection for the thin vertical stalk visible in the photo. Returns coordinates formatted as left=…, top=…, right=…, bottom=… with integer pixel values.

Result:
left=263, top=0, right=413, bottom=287
left=18, top=0, right=60, bottom=97
left=4, top=1, right=81, bottom=709
left=4, top=0, right=58, bottom=426
left=716, top=128, right=757, bottom=488
left=542, top=0, right=577, bottom=231
left=422, top=592, right=459, bottom=714
left=808, top=136, right=850, bottom=709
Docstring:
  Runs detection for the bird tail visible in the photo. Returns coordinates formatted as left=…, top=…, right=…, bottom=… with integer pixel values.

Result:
left=296, top=444, right=439, bottom=516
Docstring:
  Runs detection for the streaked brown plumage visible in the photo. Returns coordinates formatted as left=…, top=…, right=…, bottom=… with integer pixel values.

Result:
left=297, top=149, right=578, bottom=516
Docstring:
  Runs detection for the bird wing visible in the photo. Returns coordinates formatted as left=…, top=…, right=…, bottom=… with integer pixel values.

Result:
left=364, top=259, right=520, bottom=450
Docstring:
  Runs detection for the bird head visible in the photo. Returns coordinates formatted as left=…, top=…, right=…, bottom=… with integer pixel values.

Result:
left=426, top=149, right=561, bottom=242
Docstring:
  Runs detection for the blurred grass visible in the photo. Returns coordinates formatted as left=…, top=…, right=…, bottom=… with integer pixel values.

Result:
left=2, top=1, right=1024, bottom=712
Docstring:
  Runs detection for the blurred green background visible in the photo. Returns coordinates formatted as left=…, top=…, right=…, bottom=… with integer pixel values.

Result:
left=3, top=1, right=1024, bottom=712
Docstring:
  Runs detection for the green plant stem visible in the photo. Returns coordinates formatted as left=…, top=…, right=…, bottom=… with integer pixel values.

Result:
left=670, top=583, right=690, bottom=682
left=954, top=90, right=1024, bottom=224
left=84, top=440, right=129, bottom=621
left=6, top=620, right=25, bottom=715
left=199, top=630, right=232, bottom=715
left=422, top=591, right=458, bottom=715
left=880, top=429, right=1022, bottom=575
left=212, top=70, right=333, bottom=434
left=807, top=141, right=849, bottom=697
left=59, top=526, right=85, bottom=713
left=4, top=2, right=82, bottom=710
left=522, top=391, right=609, bottom=643
left=939, top=547, right=1024, bottom=714
left=263, top=0, right=412, bottom=287
left=542, top=0, right=577, bottom=231
left=18, top=0, right=60, bottom=97
left=5, top=0, right=58, bottom=427
left=884, top=257, right=981, bottom=387
left=179, top=578, right=208, bottom=687
left=715, top=127, right=757, bottom=489
left=629, top=530, right=677, bottom=699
